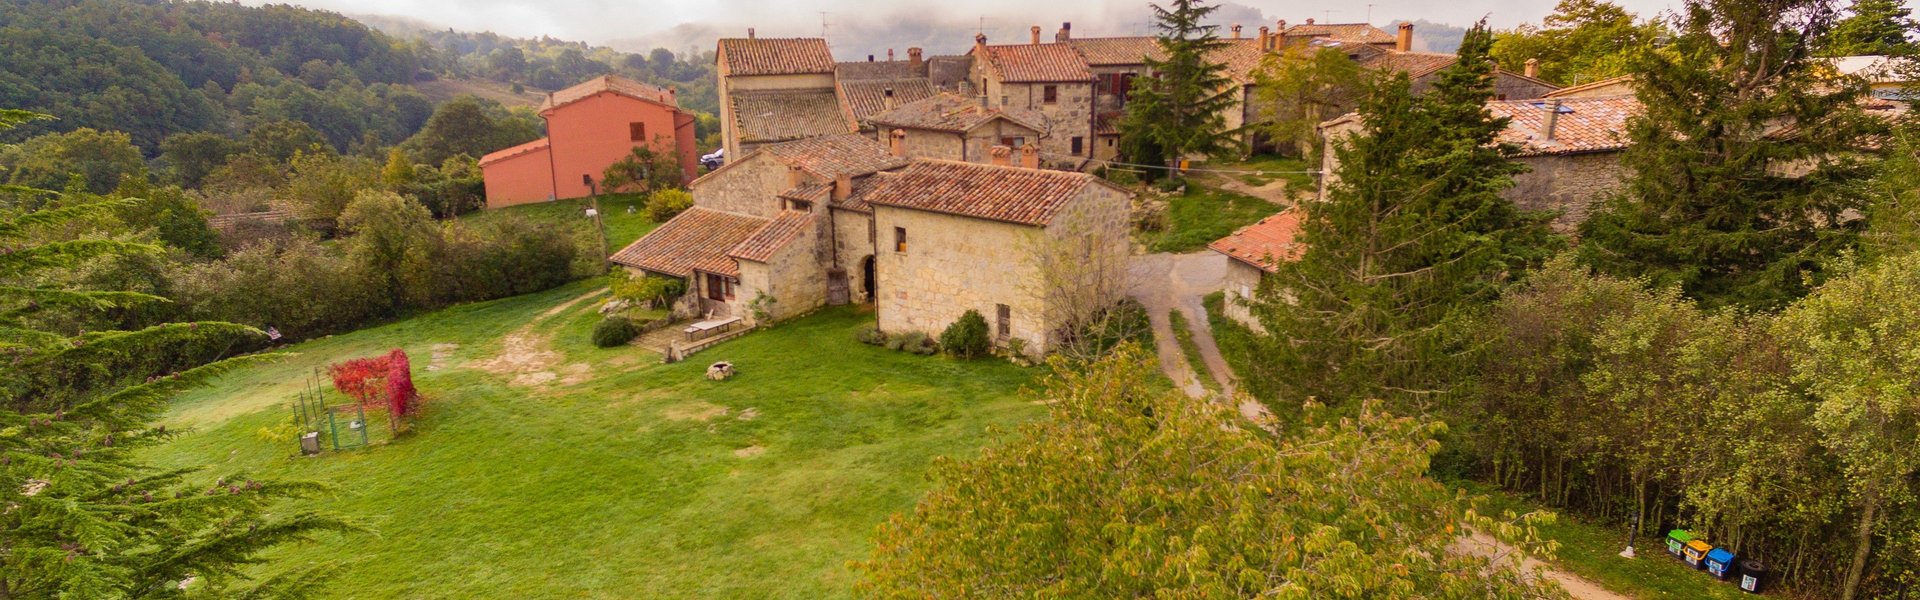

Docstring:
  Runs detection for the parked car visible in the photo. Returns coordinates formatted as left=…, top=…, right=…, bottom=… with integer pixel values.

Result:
left=700, top=148, right=725, bottom=171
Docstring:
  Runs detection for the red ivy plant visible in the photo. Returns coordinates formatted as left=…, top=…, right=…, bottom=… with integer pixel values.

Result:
left=326, top=349, right=422, bottom=433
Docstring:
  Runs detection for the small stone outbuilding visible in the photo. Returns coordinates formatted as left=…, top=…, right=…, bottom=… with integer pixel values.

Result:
left=1207, top=208, right=1305, bottom=331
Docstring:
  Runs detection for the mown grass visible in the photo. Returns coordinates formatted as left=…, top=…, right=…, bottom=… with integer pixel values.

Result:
left=1217, top=154, right=1318, bottom=191
left=147, top=283, right=1042, bottom=598
left=1457, top=481, right=1752, bottom=599
left=1143, top=186, right=1278, bottom=253
left=464, top=192, right=657, bottom=250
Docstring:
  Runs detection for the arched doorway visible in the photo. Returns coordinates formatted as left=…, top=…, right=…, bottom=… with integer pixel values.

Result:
left=862, top=255, right=877, bottom=302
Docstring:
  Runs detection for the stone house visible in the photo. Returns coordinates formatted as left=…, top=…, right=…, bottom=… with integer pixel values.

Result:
left=862, top=159, right=1133, bottom=355
left=478, top=75, right=699, bottom=208
left=1318, top=94, right=1639, bottom=230
left=715, top=35, right=852, bottom=160
left=864, top=92, right=1050, bottom=163
left=608, top=131, right=1132, bottom=356
left=1207, top=208, right=1304, bottom=330
left=968, top=31, right=1098, bottom=167
left=1276, top=19, right=1402, bottom=50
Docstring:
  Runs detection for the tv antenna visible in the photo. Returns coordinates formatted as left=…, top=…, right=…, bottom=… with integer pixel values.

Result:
left=819, top=11, right=832, bottom=45
left=1367, top=4, right=1375, bottom=24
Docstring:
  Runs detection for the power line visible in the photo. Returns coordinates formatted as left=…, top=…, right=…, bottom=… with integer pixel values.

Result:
left=1032, top=150, right=1323, bottom=177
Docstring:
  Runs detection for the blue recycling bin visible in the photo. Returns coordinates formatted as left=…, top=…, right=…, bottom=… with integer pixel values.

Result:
left=1705, top=548, right=1736, bottom=580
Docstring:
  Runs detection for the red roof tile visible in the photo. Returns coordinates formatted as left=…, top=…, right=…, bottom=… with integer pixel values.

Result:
left=538, top=75, right=678, bottom=114
left=861, top=160, right=1124, bottom=226
left=759, top=133, right=908, bottom=179
left=730, top=89, right=853, bottom=144
left=1360, top=51, right=1459, bottom=79
left=1283, top=23, right=1396, bottom=45
left=478, top=137, right=549, bottom=166
left=609, top=207, right=768, bottom=278
left=1209, top=209, right=1304, bottom=272
left=977, top=43, right=1095, bottom=82
left=866, top=92, right=1049, bottom=133
left=718, top=38, right=836, bottom=76
left=1069, top=37, right=1165, bottom=66
left=729, top=210, right=814, bottom=262
left=1487, top=95, right=1640, bottom=156
left=839, top=79, right=939, bottom=124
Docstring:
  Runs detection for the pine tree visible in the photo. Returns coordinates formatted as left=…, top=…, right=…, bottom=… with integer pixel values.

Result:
left=1822, top=0, right=1918, bottom=57
left=1246, top=23, right=1557, bottom=411
left=1, top=109, right=349, bottom=598
left=1578, top=0, right=1881, bottom=311
left=1118, top=0, right=1240, bottom=168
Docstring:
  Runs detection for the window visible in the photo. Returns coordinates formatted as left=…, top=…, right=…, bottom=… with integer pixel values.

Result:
left=1099, top=73, right=1136, bottom=102
left=1000, top=95, right=1009, bottom=107
left=1106, top=138, right=1115, bottom=147
left=1000, top=136, right=1025, bottom=148
left=996, top=304, right=1011, bottom=338
left=629, top=122, right=646, bottom=142
left=894, top=227, right=907, bottom=253
left=705, top=273, right=732, bottom=301
left=1071, top=137, right=1084, bottom=155
left=1042, top=85, right=1058, bottom=104
left=787, top=199, right=812, bottom=211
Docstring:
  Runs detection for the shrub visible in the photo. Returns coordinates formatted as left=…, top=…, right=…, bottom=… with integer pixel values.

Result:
left=855, top=327, right=889, bottom=346
left=645, top=188, right=694, bottom=222
left=1154, top=177, right=1187, bottom=194
left=591, top=316, right=638, bottom=348
left=899, top=332, right=938, bottom=355
left=884, top=336, right=907, bottom=351
left=609, top=269, right=686, bottom=307
left=940, top=310, right=992, bottom=359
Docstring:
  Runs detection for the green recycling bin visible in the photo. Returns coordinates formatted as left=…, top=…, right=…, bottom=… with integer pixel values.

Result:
left=1665, top=529, right=1692, bottom=559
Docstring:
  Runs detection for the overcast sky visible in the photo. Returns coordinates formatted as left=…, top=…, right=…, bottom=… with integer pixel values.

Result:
left=262, top=0, right=1916, bottom=55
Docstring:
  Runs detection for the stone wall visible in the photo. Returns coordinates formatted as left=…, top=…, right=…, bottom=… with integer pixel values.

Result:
left=831, top=209, right=877, bottom=303
left=897, top=128, right=965, bottom=161
left=734, top=219, right=826, bottom=324
left=873, top=208, right=1052, bottom=355
left=691, top=153, right=797, bottom=218
left=1509, top=151, right=1626, bottom=230
left=972, top=69, right=1094, bottom=163
left=1036, top=182, right=1133, bottom=341
left=1219, top=258, right=1265, bottom=331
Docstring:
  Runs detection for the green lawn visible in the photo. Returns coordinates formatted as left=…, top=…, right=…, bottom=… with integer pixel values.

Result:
left=464, top=193, right=659, bottom=250
left=1166, top=310, right=1218, bottom=393
left=147, top=283, right=1042, bottom=598
left=1458, top=483, right=1751, bottom=599
left=1143, top=185, right=1279, bottom=253
left=1209, top=155, right=1318, bottom=191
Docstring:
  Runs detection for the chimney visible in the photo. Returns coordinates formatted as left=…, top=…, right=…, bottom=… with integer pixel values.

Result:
left=832, top=174, right=852, bottom=201
left=1278, top=19, right=1287, bottom=33
left=1305, top=18, right=1314, bottom=25
left=1396, top=23, right=1414, bottom=52
left=975, top=33, right=988, bottom=53
left=1524, top=58, right=1540, bottom=79
left=1018, top=145, right=1039, bottom=169
left=908, top=47, right=924, bottom=68
left=1258, top=26, right=1270, bottom=50
left=882, top=87, right=895, bottom=111
left=887, top=48, right=895, bottom=61
left=889, top=129, right=907, bottom=157
left=1030, top=25, right=1041, bottom=45
left=1231, top=24, right=1242, bottom=39
left=747, top=27, right=755, bottom=39
left=989, top=145, right=1012, bottom=167
left=1540, top=100, right=1565, bottom=141
left=867, top=54, right=875, bottom=62
left=1056, top=22, right=1072, bottom=42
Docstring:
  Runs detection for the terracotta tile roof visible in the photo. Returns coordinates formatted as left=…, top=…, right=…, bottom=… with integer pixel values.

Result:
left=731, top=89, right=853, bottom=144
left=777, top=181, right=830, bottom=203
left=1209, top=208, right=1305, bottom=273
left=862, top=160, right=1126, bottom=226
left=1069, top=37, right=1165, bottom=66
left=1283, top=23, right=1396, bottom=45
left=1211, top=38, right=1270, bottom=85
left=1487, top=95, right=1640, bottom=156
left=840, top=79, right=940, bottom=124
left=837, top=60, right=928, bottom=81
left=867, top=92, right=1049, bottom=133
left=609, top=207, right=767, bottom=278
left=759, top=133, right=908, bottom=179
left=928, top=55, right=976, bottom=89
left=478, top=137, right=549, bottom=166
left=718, top=38, right=835, bottom=76
left=832, top=175, right=886, bottom=213
left=976, top=43, right=1095, bottom=82
left=729, top=210, right=814, bottom=263
left=538, top=75, right=677, bottom=113
left=1360, top=51, right=1459, bottom=79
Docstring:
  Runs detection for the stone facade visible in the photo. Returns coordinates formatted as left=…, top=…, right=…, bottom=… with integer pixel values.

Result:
left=1220, top=258, right=1265, bottom=331
left=736, top=220, right=825, bottom=322
left=831, top=208, right=877, bottom=303
left=969, top=58, right=1096, bottom=165
left=691, top=153, right=794, bottom=218
left=1509, top=152, right=1627, bottom=230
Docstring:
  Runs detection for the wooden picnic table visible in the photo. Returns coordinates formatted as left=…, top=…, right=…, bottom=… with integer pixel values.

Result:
left=683, top=317, right=742, bottom=341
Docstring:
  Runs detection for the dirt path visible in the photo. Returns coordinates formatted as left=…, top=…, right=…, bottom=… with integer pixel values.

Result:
left=1127, top=252, right=1274, bottom=425
left=1451, top=530, right=1632, bottom=600
left=467, top=289, right=606, bottom=388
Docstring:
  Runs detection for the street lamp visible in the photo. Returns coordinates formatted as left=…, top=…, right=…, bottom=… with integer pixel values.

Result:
left=583, top=174, right=608, bottom=268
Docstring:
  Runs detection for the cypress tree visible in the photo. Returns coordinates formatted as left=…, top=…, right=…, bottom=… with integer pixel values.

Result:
left=1578, top=0, right=1881, bottom=311
left=1, top=109, right=349, bottom=598
left=1118, top=0, right=1240, bottom=169
left=1247, top=23, right=1557, bottom=411
left=1822, top=0, right=1919, bottom=57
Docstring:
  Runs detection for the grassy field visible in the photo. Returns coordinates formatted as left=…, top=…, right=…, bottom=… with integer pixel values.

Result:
left=1212, top=155, right=1318, bottom=191
left=1166, top=310, right=1218, bottom=393
left=463, top=193, right=658, bottom=251
left=147, top=283, right=1043, bottom=598
left=1143, top=186, right=1278, bottom=253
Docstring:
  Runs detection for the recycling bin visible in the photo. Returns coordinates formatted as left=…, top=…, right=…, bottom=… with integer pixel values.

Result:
left=1683, top=539, right=1713, bottom=569
left=1665, top=529, right=1692, bottom=559
left=1739, top=559, right=1768, bottom=593
left=1705, top=548, right=1736, bottom=580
